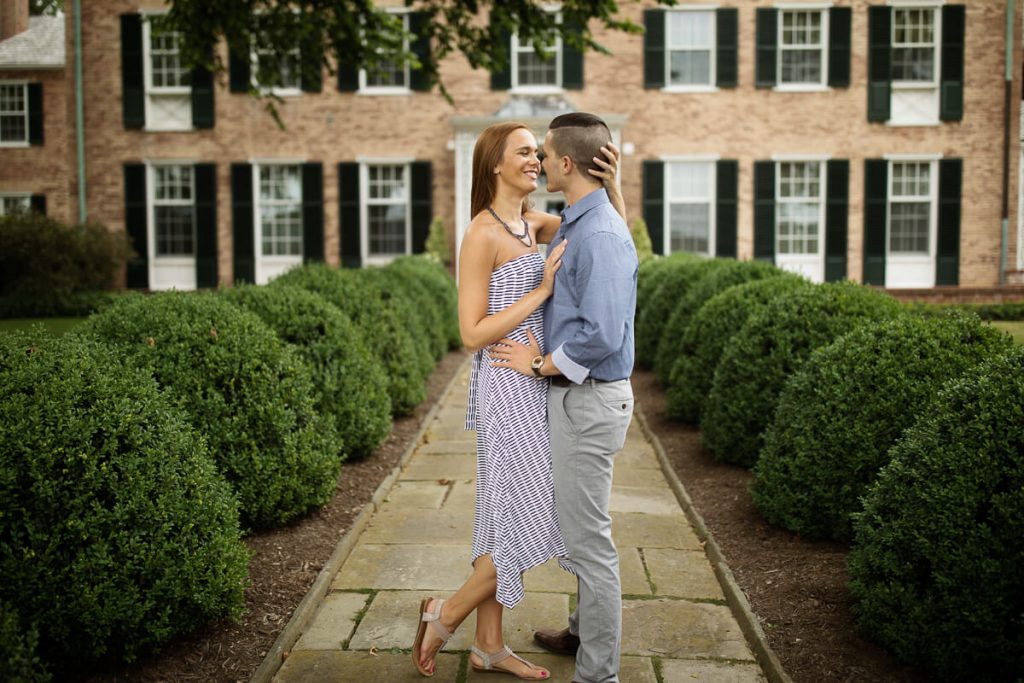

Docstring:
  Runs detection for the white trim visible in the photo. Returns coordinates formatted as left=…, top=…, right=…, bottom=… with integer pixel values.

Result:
left=774, top=83, right=830, bottom=92
left=776, top=6, right=829, bottom=88
left=0, top=80, right=30, bottom=147
left=664, top=7, right=717, bottom=89
left=887, top=0, right=944, bottom=6
left=772, top=153, right=832, bottom=161
left=146, top=162, right=198, bottom=290
left=774, top=159, right=827, bottom=282
left=660, top=153, right=722, bottom=162
left=775, top=2, right=833, bottom=8
left=356, top=155, right=416, bottom=165
left=249, top=157, right=307, bottom=165
left=883, top=152, right=943, bottom=161
left=885, top=158, right=939, bottom=288
left=661, top=85, right=719, bottom=94
left=360, top=161, right=413, bottom=266
left=1018, top=146, right=1024, bottom=271
left=662, top=160, right=717, bottom=258
left=252, top=162, right=305, bottom=284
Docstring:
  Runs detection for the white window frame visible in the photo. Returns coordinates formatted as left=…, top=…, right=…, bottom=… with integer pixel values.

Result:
left=663, top=7, right=718, bottom=93
left=774, top=156, right=828, bottom=281
left=359, top=10, right=411, bottom=95
left=0, top=81, right=29, bottom=147
left=662, top=158, right=717, bottom=257
left=888, top=3, right=942, bottom=126
left=359, top=159, right=413, bottom=266
left=775, top=4, right=830, bottom=92
left=0, top=193, right=31, bottom=216
left=148, top=162, right=196, bottom=260
left=252, top=160, right=305, bottom=284
left=141, top=12, right=192, bottom=132
left=250, top=13, right=303, bottom=98
left=886, top=155, right=939, bottom=257
left=511, top=9, right=563, bottom=94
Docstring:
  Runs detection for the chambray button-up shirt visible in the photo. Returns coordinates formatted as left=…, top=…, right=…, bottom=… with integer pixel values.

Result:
left=544, top=187, right=638, bottom=384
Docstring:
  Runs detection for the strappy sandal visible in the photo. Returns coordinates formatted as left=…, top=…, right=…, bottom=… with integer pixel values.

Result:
left=470, top=644, right=550, bottom=680
left=412, top=597, right=453, bottom=677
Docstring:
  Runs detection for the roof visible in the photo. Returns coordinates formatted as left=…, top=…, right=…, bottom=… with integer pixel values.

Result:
left=0, top=15, right=65, bottom=70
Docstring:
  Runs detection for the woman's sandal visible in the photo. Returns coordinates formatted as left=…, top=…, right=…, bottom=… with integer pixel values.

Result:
left=412, top=597, right=453, bottom=677
left=470, top=645, right=551, bottom=680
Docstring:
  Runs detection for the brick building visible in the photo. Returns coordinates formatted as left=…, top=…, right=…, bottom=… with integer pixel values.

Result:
left=1, top=0, right=1021, bottom=291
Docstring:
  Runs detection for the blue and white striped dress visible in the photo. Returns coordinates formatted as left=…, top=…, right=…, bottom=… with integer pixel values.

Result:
left=465, top=251, right=573, bottom=609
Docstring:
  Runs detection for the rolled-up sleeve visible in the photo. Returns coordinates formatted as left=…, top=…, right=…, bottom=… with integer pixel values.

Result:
left=551, top=231, right=635, bottom=383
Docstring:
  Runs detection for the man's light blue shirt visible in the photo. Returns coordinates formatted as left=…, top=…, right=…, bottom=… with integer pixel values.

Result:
left=545, top=187, right=638, bottom=383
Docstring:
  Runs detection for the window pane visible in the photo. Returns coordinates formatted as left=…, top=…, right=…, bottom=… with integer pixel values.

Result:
left=667, top=11, right=712, bottom=49
left=368, top=165, right=406, bottom=200
left=892, top=8, right=935, bottom=81
left=781, top=50, right=822, bottom=84
left=890, top=202, right=930, bottom=253
left=781, top=11, right=822, bottom=47
left=155, top=165, right=193, bottom=201
left=892, top=162, right=930, bottom=197
left=779, top=162, right=821, bottom=199
left=260, top=205, right=302, bottom=256
left=155, top=205, right=195, bottom=255
left=368, top=204, right=407, bottom=255
left=669, top=203, right=710, bottom=254
left=260, top=166, right=301, bottom=202
left=777, top=203, right=820, bottom=255
left=0, top=196, right=30, bottom=216
left=669, top=51, right=711, bottom=86
left=366, top=58, right=405, bottom=87
left=517, top=49, right=558, bottom=86
left=669, top=163, right=711, bottom=199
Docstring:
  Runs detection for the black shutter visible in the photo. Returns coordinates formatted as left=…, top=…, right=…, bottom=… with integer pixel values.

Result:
left=490, top=26, right=512, bottom=90
left=562, top=17, right=584, bottom=90
left=867, top=6, right=892, bottom=123
left=229, top=45, right=251, bottom=93
left=409, top=11, right=432, bottom=92
left=231, top=164, right=255, bottom=284
left=753, top=161, right=775, bottom=262
left=339, top=162, right=361, bottom=268
left=194, top=163, right=218, bottom=288
left=121, top=14, right=145, bottom=129
left=940, top=5, right=965, bottom=122
left=643, top=10, right=666, bottom=89
left=716, top=8, right=738, bottom=89
left=755, top=9, right=778, bottom=88
left=124, top=164, right=148, bottom=289
left=862, top=159, right=888, bottom=286
left=828, top=7, right=852, bottom=88
left=936, top=158, right=962, bottom=285
left=191, top=46, right=215, bottom=129
left=642, top=161, right=664, bottom=255
left=30, top=194, right=46, bottom=215
left=302, top=163, right=324, bottom=263
left=337, top=58, right=359, bottom=91
left=715, top=160, right=738, bottom=258
left=825, top=160, right=849, bottom=282
left=27, top=83, right=43, bottom=145
left=410, top=161, right=432, bottom=254
left=301, top=32, right=323, bottom=92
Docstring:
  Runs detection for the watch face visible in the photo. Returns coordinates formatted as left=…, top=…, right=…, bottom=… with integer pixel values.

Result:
left=531, top=356, right=544, bottom=369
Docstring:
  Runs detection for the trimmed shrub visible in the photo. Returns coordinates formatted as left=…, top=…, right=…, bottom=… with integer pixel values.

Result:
left=78, top=292, right=339, bottom=529
left=635, top=252, right=704, bottom=368
left=0, top=214, right=131, bottom=318
left=425, top=217, right=452, bottom=266
left=702, top=281, right=903, bottom=467
left=848, top=346, right=1024, bottom=681
left=364, top=265, right=446, bottom=363
left=665, top=274, right=807, bottom=424
left=630, top=217, right=654, bottom=264
left=0, top=332, right=248, bottom=667
left=653, top=259, right=782, bottom=385
left=389, top=255, right=461, bottom=350
left=221, top=284, right=391, bottom=461
left=753, top=312, right=1014, bottom=541
left=0, top=602, right=49, bottom=683
left=274, top=264, right=427, bottom=415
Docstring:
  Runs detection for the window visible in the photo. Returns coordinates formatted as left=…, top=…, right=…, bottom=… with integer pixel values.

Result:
left=258, top=165, right=303, bottom=256
left=0, top=83, right=28, bottom=145
left=776, top=161, right=824, bottom=255
left=0, top=195, right=30, bottom=216
left=142, top=15, right=192, bottom=130
left=889, top=161, right=932, bottom=254
left=365, top=164, right=410, bottom=258
left=361, top=13, right=409, bottom=91
left=666, top=11, right=715, bottom=87
left=779, top=10, right=826, bottom=86
left=512, top=13, right=562, bottom=90
left=153, top=165, right=195, bottom=256
left=148, top=16, right=190, bottom=89
left=892, top=7, right=937, bottom=83
left=253, top=15, right=302, bottom=93
left=665, top=162, right=715, bottom=255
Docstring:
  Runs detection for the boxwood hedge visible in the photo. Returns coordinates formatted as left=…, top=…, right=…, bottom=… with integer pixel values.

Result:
left=702, top=281, right=903, bottom=467
left=848, top=346, right=1024, bottom=681
left=78, top=292, right=339, bottom=530
left=653, top=259, right=782, bottom=385
left=0, top=601, right=49, bottom=683
left=274, top=264, right=427, bottom=415
left=752, top=312, right=1014, bottom=541
left=221, top=284, right=391, bottom=461
left=665, top=275, right=808, bottom=424
left=364, top=266, right=446, bottom=363
left=0, top=332, right=248, bottom=667
left=635, top=252, right=704, bottom=368
left=388, top=255, right=461, bottom=349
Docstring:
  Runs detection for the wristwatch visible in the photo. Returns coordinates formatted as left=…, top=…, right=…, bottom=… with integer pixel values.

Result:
left=531, top=355, right=545, bottom=377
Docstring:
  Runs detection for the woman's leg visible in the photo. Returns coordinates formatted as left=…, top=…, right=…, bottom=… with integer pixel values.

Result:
left=417, top=555, right=497, bottom=672
left=471, top=598, right=549, bottom=679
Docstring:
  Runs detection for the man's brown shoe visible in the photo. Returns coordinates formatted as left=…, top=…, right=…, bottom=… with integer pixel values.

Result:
left=532, top=627, right=580, bottom=656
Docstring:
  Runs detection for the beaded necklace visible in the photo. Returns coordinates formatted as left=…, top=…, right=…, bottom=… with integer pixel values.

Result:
left=487, top=206, right=533, bottom=247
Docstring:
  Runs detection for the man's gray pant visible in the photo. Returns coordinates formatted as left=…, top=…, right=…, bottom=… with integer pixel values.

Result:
left=548, top=378, right=634, bottom=683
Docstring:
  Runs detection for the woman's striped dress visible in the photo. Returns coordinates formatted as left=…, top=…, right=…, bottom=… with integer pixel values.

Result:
left=465, top=251, right=572, bottom=609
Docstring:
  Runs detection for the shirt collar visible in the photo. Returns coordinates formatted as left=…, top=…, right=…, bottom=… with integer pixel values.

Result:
left=559, top=187, right=610, bottom=230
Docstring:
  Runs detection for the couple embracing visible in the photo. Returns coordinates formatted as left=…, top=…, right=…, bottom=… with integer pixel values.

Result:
left=411, top=113, right=638, bottom=683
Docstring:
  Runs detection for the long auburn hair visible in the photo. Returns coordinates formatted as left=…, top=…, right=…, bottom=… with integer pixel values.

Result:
left=470, top=122, right=533, bottom=219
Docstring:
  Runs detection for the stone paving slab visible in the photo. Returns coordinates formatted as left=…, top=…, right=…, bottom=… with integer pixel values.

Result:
left=400, top=453, right=477, bottom=481
left=418, top=439, right=476, bottom=454
left=273, top=651, right=463, bottom=682
left=360, top=506, right=473, bottom=545
left=612, top=465, right=667, bottom=487
left=645, top=548, right=725, bottom=601
left=332, top=543, right=474, bottom=591
left=382, top=481, right=450, bottom=509
left=611, top=511, right=701, bottom=549
left=621, top=598, right=755, bottom=661
left=292, top=592, right=369, bottom=651
left=661, top=659, right=768, bottom=683
left=611, top=485, right=685, bottom=515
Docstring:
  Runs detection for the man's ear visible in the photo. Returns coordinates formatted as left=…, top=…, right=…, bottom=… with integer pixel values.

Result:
left=560, top=155, right=573, bottom=176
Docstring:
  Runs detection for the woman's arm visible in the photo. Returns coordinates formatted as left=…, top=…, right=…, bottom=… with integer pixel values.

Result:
left=458, top=230, right=567, bottom=352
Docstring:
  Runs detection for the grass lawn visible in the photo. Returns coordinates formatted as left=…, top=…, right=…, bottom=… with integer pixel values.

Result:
left=0, top=317, right=85, bottom=336
left=991, top=320, right=1024, bottom=344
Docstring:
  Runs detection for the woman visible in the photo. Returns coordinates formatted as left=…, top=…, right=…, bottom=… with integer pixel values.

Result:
left=411, top=122, right=624, bottom=679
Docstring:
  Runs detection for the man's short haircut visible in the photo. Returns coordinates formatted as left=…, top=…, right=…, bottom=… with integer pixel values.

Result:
left=548, top=112, right=612, bottom=180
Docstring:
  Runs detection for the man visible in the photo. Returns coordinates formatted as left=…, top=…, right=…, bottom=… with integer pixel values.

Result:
left=489, top=112, right=638, bottom=683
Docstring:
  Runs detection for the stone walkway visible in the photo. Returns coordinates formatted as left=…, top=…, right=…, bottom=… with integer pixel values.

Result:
left=272, top=363, right=767, bottom=682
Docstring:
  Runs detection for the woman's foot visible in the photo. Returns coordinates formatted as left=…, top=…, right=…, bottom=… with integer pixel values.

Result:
left=470, top=643, right=550, bottom=680
left=416, top=598, right=456, bottom=675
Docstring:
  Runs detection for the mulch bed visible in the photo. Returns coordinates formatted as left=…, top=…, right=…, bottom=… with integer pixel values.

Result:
left=632, top=369, right=930, bottom=683
left=78, top=352, right=926, bottom=683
